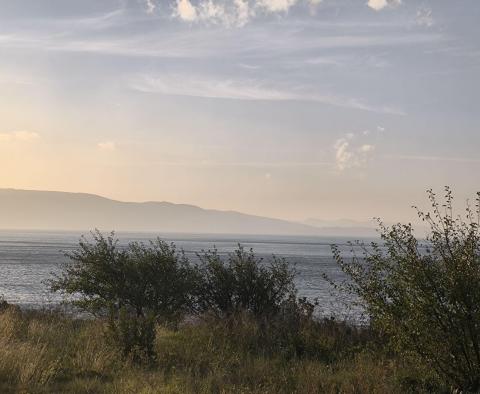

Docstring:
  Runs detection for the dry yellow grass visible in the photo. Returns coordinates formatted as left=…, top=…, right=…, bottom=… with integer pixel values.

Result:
left=0, top=306, right=440, bottom=393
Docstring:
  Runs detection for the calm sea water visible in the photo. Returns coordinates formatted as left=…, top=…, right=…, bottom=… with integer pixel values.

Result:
left=0, top=230, right=371, bottom=319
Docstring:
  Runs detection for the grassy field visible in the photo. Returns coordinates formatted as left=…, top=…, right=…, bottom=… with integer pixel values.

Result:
left=0, top=304, right=442, bottom=393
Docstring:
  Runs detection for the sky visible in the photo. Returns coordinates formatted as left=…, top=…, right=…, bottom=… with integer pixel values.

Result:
left=0, top=0, right=479, bottom=224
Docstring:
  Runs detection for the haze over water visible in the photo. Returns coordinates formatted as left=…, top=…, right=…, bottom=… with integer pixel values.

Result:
left=0, top=230, right=365, bottom=319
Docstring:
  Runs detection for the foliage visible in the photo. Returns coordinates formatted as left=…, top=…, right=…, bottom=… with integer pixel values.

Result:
left=330, top=187, right=480, bottom=391
left=49, top=231, right=198, bottom=357
left=200, top=301, right=379, bottom=363
left=0, top=307, right=441, bottom=393
left=50, top=231, right=197, bottom=321
left=194, top=245, right=297, bottom=319
left=107, top=307, right=157, bottom=362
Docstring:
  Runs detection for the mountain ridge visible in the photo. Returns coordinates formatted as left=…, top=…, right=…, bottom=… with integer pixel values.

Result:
left=0, top=188, right=379, bottom=236
left=0, top=188, right=320, bottom=235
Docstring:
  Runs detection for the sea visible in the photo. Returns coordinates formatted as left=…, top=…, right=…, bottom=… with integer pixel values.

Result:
left=0, top=230, right=373, bottom=320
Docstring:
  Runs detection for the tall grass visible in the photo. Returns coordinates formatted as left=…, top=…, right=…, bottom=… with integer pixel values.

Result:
left=0, top=304, right=441, bottom=393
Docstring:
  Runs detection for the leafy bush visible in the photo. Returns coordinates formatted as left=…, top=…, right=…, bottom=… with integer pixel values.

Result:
left=330, top=187, right=480, bottom=391
left=50, top=231, right=198, bottom=321
left=49, top=231, right=198, bottom=357
left=107, top=307, right=156, bottom=362
left=194, top=245, right=297, bottom=319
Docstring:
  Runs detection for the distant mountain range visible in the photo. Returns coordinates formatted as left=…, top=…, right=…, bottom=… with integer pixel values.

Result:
left=0, top=189, right=377, bottom=236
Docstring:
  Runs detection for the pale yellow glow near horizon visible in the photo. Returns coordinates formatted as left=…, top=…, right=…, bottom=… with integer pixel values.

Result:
left=0, top=126, right=473, bottom=226
left=0, top=93, right=476, bottom=225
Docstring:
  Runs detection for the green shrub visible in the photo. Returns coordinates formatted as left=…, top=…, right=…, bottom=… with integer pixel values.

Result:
left=107, top=306, right=156, bottom=362
left=194, top=245, right=297, bottom=319
left=330, top=187, right=480, bottom=391
left=49, top=231, right=198, bottom=358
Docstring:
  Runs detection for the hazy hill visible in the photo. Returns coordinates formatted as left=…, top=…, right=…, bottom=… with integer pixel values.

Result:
left=0, top=189, right=329, bottom=235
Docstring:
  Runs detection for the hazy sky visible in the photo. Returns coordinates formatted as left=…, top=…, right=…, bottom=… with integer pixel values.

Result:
left=0, top=0, right=479, bottom=224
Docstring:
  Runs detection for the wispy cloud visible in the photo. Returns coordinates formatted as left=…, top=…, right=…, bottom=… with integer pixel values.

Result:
left=257, top=0, right=298, bottom=13
left=129, top=74, right=405, bottom=114
left=384, top=154, right=480, bottom=164
left=415, top=6, right=434, bottom=28
left=173, top=0, right=253, bottom=26
left=171, top=0, right=325, bottom=27
left=0, top=70, right=35, bottom=86
left=130, top=74, right=294, bottom=100
left=130, top=159, right=333, bottom=168
left=333, top=132, right=377, bottom=170
left=97, top=141, right=116, bottom=151
left=0, top=21, right=443, bottom=61
left=0, top=131, right=40, bottom=142
left=145, top=0, right=157, bottom=15
left=47, top=8, right=127, bottom=31
left=367, top=0, right=402, bottom=12
left=175, top=0, right=198, bottom=22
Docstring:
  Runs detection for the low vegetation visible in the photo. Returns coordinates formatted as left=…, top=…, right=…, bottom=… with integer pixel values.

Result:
left=330, top=187, right=480, bottom=392
left=0, top=187, right=479, bottom=393
left=0, top=304, right=439, bottom=393
left=194, top=246, right=296, bottom=319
